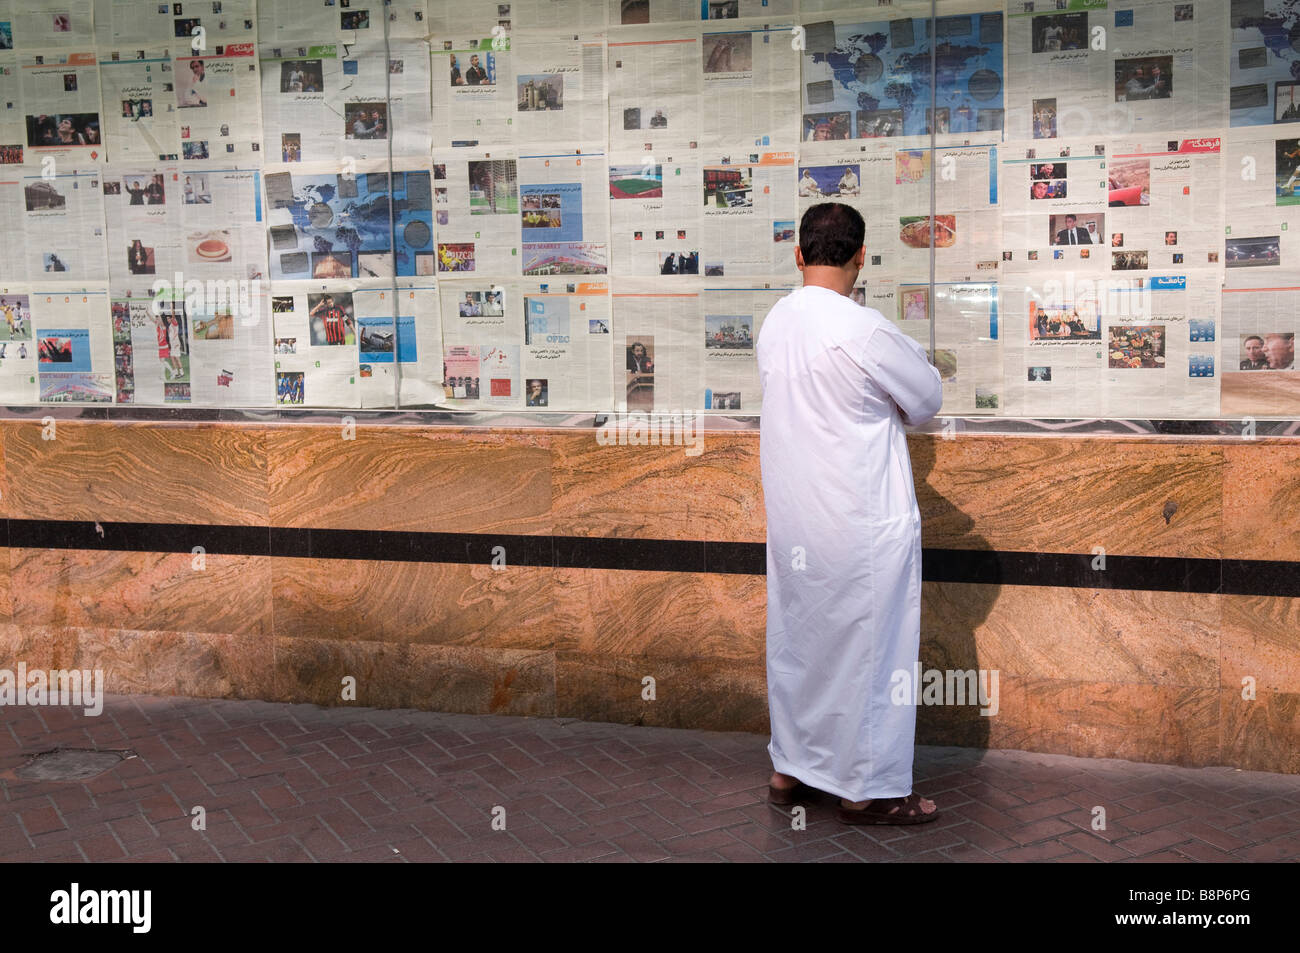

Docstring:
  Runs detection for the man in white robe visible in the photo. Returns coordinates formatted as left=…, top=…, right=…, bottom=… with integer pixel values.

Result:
left=757, top=202, right=944, bottom=825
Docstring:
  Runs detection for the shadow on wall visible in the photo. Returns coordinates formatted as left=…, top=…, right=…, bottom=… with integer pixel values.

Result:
left=909, top=436, right=998, bottom=754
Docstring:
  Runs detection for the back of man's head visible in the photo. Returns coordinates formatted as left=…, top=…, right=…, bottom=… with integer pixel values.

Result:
left=798, top=202, right=865, bottom=267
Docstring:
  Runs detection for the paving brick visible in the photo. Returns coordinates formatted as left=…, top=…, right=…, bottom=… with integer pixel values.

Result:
left=3, top=692, right=1299, bottom=863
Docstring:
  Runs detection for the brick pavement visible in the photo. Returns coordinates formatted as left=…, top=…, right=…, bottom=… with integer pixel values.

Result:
left=2, top=694, right=1298, bottom=862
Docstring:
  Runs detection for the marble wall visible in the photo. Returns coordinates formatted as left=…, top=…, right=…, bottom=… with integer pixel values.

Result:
left=0, top=418, right=1296, bottom=774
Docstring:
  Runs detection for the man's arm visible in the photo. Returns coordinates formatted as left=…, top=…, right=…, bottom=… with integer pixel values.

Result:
left=862, top=324, right=943, bottom=427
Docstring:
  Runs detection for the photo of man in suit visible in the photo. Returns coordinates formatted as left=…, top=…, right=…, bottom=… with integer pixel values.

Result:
left=1054, top=214, right=1092, bottom=245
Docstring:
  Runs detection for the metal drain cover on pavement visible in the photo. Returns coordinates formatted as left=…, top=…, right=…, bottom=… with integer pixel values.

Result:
left=16, top=748, right=135, bottom=781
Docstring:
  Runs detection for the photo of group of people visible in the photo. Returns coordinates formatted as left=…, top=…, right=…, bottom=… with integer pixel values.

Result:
left=0, top=296, right=31, bottom=342
left=1238, top=333, right=1296, bottom=370
left=124, top=174, right=166, bottom=205
left=1115, top=56, right=1173, bottom=102
left=660, top=250, right=699, bottom=274
left=121, top=99, right=154, bottom=120
left=798, top=165, right=860, bottom=197
left=344, top=102, right=388, bottom=140
left=803, top=111, right=852, bottom=141
left=1112, top=250, right=1148, bottom=270
left=0, top=144, right=22, bottom=164
left=449, top=53, right=493, bottom=86
left=521, top=192, right=562, bottom=229
left=705, top=314, right=752, bottom=350
left=1032, top=98, right=1056, bottom=139
left=457, top=290, right=504, bottom=316
left=1031, top=13, right=1088, bottom=53
left=1225, top=236, right=1281, bottom=267
left=1108, top=325, right=1166, bottom=368
left=26, top=113, right=101, bottom=147
left=623, top=107, right=668, bottom=130
left=1048, top=213, right=1102, bottom=246
left=277, top=370, right=304, bottom=404
left=1030, top=303, right=1101, bottom=341
left=279, top=60, right=325, bottom=93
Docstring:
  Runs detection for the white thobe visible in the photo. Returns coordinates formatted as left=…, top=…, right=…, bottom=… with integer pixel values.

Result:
left=757, top=284, right=943, bottom=802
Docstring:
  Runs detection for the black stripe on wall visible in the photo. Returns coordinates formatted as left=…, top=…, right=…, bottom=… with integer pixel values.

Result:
left=4, top=519, right=1297, bottom=597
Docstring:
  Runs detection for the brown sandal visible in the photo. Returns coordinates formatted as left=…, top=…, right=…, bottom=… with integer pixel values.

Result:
left=767, top=781, right=811, bottom=805
left=837, top=792, right=940, bottom=825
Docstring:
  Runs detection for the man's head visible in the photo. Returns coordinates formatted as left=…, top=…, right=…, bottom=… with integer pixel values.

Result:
left=1064, top=214, right=1077, bottom=228
left=470, top=55, right=480, bottom=68
left=1032, top=181, right=1049, bottom=199
left=1243, top=335, right=1265, bottom=362
left=796, top=202, right=865, bottom=270
left=631, top=342, right=646, bottom=359
left=191, top=60, right=205, bottom=77
left=1265, top=332, right=1295, bottom=368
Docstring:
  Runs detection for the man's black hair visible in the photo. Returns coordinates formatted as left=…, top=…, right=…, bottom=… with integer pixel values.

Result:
left=797, top=202, right=865, bottom=267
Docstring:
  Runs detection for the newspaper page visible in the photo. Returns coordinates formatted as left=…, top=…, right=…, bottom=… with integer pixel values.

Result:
left=1005, top=2, right=1113, bottom=141
left=607, top=152, right=703, bottom=275
left=519, top=151, right=609, bottom=277
left=431, top=32, right=607, bottom=151
left=429, top=35, right=514, bottom=149
left=21, top=166, right=108, bottom=281
left=1219, top=287, right=1299, bottom=416
left=1107, top=135, right=1224, bottom=275
left=111, top=283, right=274, bottom=406
left=428, top=0, right=606, bottom=34
left=699, top=281, right=793, bottom=414
left=1221, top=126, right=1300, bottom=290
left=1000, top=269, right=1221, bottom=417
left=32, top=288, right=116, bottom=403
left=699, top=150, right=797, bottom=278
left=356, top=282, right=442, bottom=408
left=1229, top=0, right=1298, bottom=129
left=610, top=278, right=700, bottom=412
left=699, top=24, right=800, bottom=147
left=102, top=163, right=266, bottom=286
left=431, top=154, right=521, bottom=276
left=258, top=0, right=428, bottom=43
left=261, top=42, right=430, bottom=163
left=930, top=281, right=1003, bottom=415
left=1000, top=138, right=1111, bottom=266
left=519, top=279, right=612, bottom=411
left=100, top=45, right=261, bottom=164
left=437, top=279, right=518, bottom=407
left=797, top=142, right=903, bottom=281
left=93, top=0, right=257, bottom=47
left=798, top=10, right=1005, bottom=150
left=609, top=0, right=794, bottom=25
left=0, top=286, right=38, bottom=402
left=269, top=281, right=417, bottom=408
left=265, top=165, right=434, bottom=280
left=4, top=0, right=95, bottom=49
left=607, top=30, right=700, bottom=153
left=22, top=50, right=103, bottom=162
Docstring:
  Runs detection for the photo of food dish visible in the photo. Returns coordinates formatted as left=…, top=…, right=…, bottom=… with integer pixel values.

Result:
left=899, top=215, right=956, bottom=249
left=189, top=231, right=232, bottom=263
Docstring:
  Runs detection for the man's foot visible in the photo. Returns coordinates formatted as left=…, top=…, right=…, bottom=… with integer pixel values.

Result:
left=767, top=771, right=807, bottom=805
left=837, top=792, right=939, bottom=825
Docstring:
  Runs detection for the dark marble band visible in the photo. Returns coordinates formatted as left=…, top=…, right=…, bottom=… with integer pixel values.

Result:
left=5, top=519, right=1295, bottom=596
